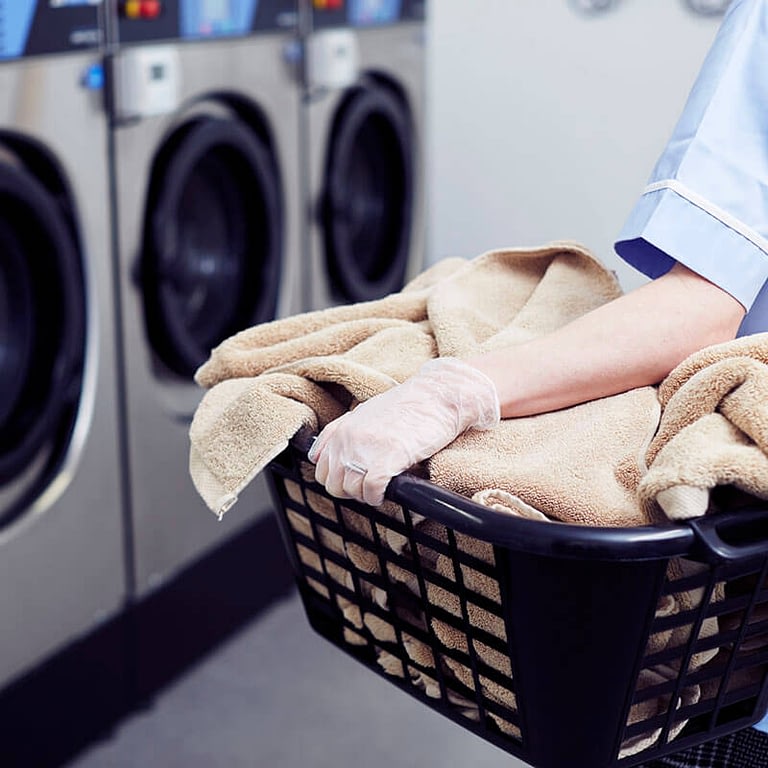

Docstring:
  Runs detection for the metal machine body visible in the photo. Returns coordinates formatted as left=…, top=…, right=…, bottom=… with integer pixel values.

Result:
left=301, top=0, right=427, bottom=310
left=106, top=0, right=302, bottom=597
left=0, top=0, right=126, bottom=690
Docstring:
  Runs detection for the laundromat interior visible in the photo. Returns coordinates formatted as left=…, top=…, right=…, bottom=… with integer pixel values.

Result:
left=0, top=2, right=740, bottom=767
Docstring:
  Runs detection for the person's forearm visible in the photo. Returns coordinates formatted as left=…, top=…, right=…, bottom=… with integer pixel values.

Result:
left=467, top=263, right=746, bottom=418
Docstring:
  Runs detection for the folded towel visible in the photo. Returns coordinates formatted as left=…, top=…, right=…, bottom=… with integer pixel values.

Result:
left=638, top=333, right=768, bottom=520
left=190, top=241, right=659, bottom=527
left=427, top=384, right=660, bottom=526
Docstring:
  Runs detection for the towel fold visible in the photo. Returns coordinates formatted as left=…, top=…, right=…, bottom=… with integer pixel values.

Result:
left=638, top=333, right=768, bottom=520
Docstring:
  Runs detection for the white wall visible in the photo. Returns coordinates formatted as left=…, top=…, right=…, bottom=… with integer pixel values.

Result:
left=425, top=0, right=722, bottom=291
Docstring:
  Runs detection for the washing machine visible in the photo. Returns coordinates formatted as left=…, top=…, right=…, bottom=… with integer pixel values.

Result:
left=0, top=1, right=127, bottom=690
left=106, top=0, right=302, bottom=597
left=301, top=0, right=427, bottom=310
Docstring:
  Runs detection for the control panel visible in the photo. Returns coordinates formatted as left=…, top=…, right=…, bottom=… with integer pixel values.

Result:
left=115, top=0, right=297, bottom=44
left=0, top=0, right=102, bottom=59
left=311, top=0, right=425, bottom=29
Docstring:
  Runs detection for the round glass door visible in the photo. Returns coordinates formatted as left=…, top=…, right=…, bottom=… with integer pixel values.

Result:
left=142, top=116, right=283, bottom=378
left=322, top=81, right=414, bottom=303
left=0, top=159, right=86, bottom=526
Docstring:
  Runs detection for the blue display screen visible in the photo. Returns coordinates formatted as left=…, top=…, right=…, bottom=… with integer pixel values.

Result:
left=0, top=2, right=36, bottom=59
left=349, top=0, right=401, bottom=26
left=0, top=0, right=102, bottom=59
left=180, top=0, right=259, bottom=38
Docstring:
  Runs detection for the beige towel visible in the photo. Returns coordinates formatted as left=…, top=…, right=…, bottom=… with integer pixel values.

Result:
left=638, top=333, right=768, bottom=520
left=190, top=241, right=659, bottom=526
left=426, top=385, right=659, bottom=527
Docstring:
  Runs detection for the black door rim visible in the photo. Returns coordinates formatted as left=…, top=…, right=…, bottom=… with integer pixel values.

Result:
left=142, top=116, right=284, bottom=378
left=322, top=82, right=415, bottom=303
left=0, top=158, right=85, bottom=517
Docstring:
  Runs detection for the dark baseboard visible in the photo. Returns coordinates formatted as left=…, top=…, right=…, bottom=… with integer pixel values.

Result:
left=0, top=512, right=296, bottom=768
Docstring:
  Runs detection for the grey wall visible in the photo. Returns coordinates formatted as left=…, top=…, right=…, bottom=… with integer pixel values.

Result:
left=425, top=0, right=723, bottom=291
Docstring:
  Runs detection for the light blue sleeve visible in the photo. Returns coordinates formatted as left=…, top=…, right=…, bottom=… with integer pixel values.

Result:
left=755, top=711, right=768, bottom=734
left=614, top=0, right=768, bottom=332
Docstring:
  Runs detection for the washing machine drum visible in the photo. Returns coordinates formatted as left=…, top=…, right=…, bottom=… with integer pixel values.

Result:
left=322, top=81, right=414, bottom=304
left=142, top=116, right=283, bottom=378
left=0, top=161, right=85, bottom=524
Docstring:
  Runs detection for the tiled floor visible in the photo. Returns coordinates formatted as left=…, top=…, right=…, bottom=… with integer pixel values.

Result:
left=66, top=592, right=526, bottom=768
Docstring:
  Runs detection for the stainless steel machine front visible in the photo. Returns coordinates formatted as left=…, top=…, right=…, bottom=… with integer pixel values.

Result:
left=106, top=0, right=303, bottom=596
left=0, top=0, right=126, bottom=690
left=300, top=0, right=427, bottom=310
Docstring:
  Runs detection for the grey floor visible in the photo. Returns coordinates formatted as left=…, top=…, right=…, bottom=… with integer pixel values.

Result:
left=65, top=591, right=526, bottom=768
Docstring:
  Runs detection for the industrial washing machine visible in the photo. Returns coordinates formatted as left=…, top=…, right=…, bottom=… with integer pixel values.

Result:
left=301, top=0, right=427, bottom=310
left=0, top=1, right=126, bottom=690
left=106, top=0, right=303, bottom=597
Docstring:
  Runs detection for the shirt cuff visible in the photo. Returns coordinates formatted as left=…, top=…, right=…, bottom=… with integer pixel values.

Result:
left=615, top=186, right=768, bottom=311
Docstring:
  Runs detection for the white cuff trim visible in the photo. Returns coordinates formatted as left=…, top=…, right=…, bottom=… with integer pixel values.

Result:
left=644, top=179, right=768, bottom=256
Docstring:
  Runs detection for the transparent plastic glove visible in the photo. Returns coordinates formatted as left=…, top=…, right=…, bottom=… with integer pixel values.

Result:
left=308, top=357, right=500, bottom=506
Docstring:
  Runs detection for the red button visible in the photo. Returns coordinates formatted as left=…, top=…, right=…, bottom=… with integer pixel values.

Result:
left=140, top=0, right=161, bottom=18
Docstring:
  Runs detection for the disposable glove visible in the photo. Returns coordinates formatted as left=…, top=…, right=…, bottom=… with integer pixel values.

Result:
left=308, top=357, right=500, bottom=506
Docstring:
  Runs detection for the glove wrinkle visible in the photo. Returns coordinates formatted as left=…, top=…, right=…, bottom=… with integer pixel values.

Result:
left=309, top=357, right=501, bottom=506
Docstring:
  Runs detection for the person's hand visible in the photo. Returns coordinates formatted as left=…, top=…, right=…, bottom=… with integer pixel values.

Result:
left=307, top=357, right=500, bottom=506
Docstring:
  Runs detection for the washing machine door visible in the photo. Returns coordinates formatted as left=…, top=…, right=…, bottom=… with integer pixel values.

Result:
left=142, top=116, right=283, bottom=378
left=322, top=80, right=414, bottom=303
left=0, top=159, right=85, bottom=525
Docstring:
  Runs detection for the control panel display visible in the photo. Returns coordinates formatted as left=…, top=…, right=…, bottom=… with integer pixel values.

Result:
left=180, top=0, right=258, bottom=38
left=312, top=0, right=423, bottom=29
left=0, top=0, right=102, bottom=58
left=0, top=4, right=36, bottom=59
left=117, top=0, right=296, bottom=43
left=349, top=0, right=400, bottom=26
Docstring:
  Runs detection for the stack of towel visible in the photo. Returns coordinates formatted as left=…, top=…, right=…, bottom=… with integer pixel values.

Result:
left=190, top=238, right=768, bottom=526
left=190, top=241, right=660, bottom=523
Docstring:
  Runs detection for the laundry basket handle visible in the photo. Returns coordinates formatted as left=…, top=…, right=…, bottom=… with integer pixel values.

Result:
left=689, top=506, right=768, bottom=562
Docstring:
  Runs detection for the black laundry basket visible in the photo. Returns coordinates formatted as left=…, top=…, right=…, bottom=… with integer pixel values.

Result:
left=265, top=433, right=768, bottom=768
